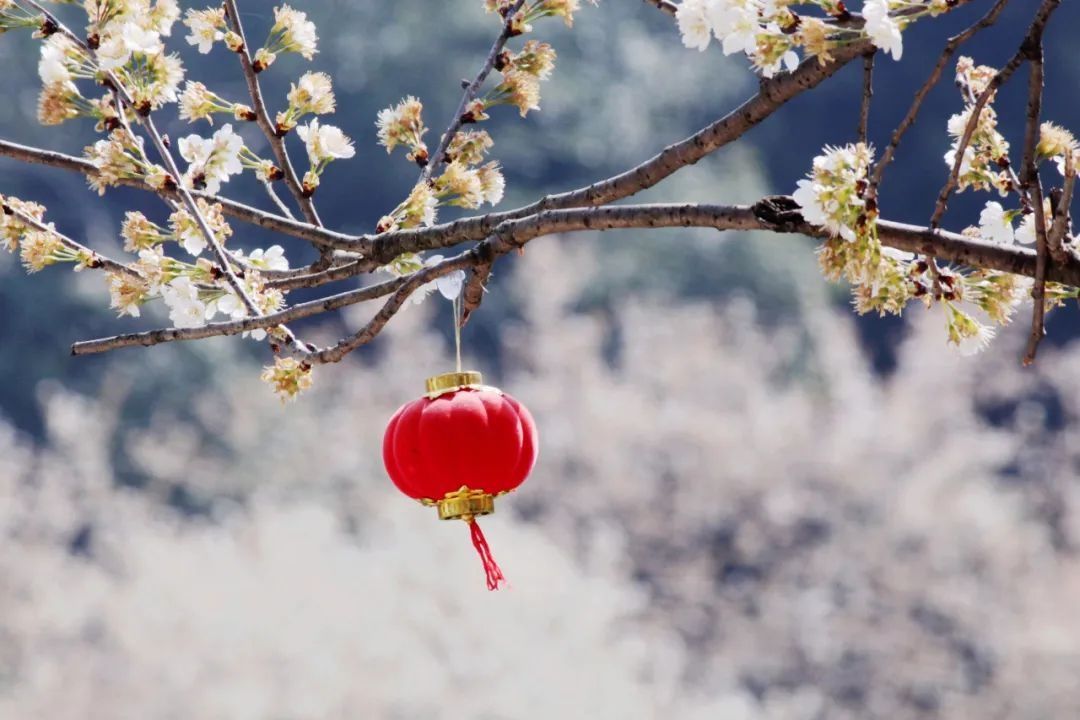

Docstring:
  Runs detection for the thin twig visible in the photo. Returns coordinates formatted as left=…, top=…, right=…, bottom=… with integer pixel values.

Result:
left=3, top=200, right=138, bottom=279
left=262, top=180, right=295, bottom=220
left=1047, top=154, right=1075, bottom=263
left=309, top=252, right=480, bottom=363
left=929, top=0, right=1060, bottom=231
left=869, top=0, right=1011, bottom=194
left=72, top=274, right=413, bottom=355
left=222, top=0, right=322, bottom=228
left=421, top=0, right=528, bottom=182
left=1021, top=31, right=1050, bottom=365
left=641, top=0, right=678, bottom=17
left=858, top=51, right=874, bottom=145
left=460, top=260, right=494, bottom=327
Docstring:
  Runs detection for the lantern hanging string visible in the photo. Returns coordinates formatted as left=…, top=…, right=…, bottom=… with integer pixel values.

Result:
left=451, top=291, right=463, bottom=374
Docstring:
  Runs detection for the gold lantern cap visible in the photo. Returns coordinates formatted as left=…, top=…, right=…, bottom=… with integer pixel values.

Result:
left=425, top=370, right=485, bottom=398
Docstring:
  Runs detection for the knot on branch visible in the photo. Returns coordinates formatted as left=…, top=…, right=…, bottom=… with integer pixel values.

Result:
left=471, top=239, right=497, bottom=264
left=752, top=195, right=805, bottom=232
left=1019, top=35, right=1042, bottom=60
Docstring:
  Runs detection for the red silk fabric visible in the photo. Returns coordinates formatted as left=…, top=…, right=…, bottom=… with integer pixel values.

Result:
left=383, top=387, right=538, bottom=501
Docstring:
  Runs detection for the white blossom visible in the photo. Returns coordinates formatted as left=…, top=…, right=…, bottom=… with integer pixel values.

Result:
left=675, top=0, right=712, bottom=51
left=150, top=0, right=181, bottom=36
left=38, top=37, right=72, bottom=85
left=757, top=47, right=800, bottom=78
left=792, top=144, right=874, bottom=244
left=946, top=108, right=971, bottom=137
left=247, top=246, right=289, bottom=272
left=297, top=118, right=355, bottom=165
left=184, top=7, right=226, bottom=54
left=863, top=0, right=903, bottom=60
left=161, top=276, right=209, bottom=328
left=711, top=0, right=758, bottom=57
left=1015, top=212, right=1036, bottom=245
left=97, top=23, right=163, bottom=71
left=411, top=254, right=465, bottom=305
left=270, top=5, right=318, bottom=60
left=178, top=124, right=244, bottom=195
left=944, top=142, right=975, bottom=176
left=977, top=202, right=1014, bottom=245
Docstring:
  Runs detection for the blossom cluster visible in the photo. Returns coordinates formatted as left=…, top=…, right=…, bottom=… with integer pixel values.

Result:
left=0, top=195, right=86, bottom=273
left=792, top=45, right=1080, bottom=360
left=261, top=356, right=314, bottom=401
left=942, top=58, right=1014, bottom=196
left=947, top=56, right=1078, bottom=255
left=796, top=144, right=917, bottom=316
left=485, top=0, right=596, bottom=33
left=2, top=0, right=600, bottom=399
left=181, top=6, right=353, bottom=195
left=793, top=142, right=1027, bottom=356
left=370, top=5, right=571, bottom=280
left=676, top=0, right=919, bottom=75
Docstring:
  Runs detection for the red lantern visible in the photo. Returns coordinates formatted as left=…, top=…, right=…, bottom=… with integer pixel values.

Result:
left=383, top=371, right=538, bottom=589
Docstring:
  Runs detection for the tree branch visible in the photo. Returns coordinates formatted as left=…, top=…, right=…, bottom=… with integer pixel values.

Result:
left=421, top=0, right=528, bottom=181
left=71, top=200, right=1080, bottom=357
left=0, top=138, right=360, bottom=249
left=640, top=0, right=678, bottom=17
left=3, top=199, right=138, bottom=279
left=1047, top=154, right=1075, bottom=263
left=2, top=0, right=982, bottom=269
left=460, top=260, right=493, bottom=327
left=307, top=252, right=480, bottom=364
left=869, top=0, right=1011, bottom=194
left=222, top=0, right=323, bottom=229
left=858, top=51, right=874, bottom=145
left=71, top=273, right=411, bottom=356
left=1020, top=28, right=1051, bottom=365
left=929, top=0, right=1060, bottom=231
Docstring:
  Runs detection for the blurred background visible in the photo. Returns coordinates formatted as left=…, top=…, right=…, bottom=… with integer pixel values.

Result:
left=2, top=1, right=1080, bottom=717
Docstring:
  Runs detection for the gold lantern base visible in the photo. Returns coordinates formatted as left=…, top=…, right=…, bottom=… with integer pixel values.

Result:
left=435, top=486, right=495, bottom=522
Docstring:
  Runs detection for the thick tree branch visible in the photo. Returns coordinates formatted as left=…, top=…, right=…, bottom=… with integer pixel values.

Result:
left=71, top=200, right=1080, bottom=357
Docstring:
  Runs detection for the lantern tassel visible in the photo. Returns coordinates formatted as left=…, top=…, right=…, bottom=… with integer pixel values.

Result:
left=468, top=519, right=506, bottom=591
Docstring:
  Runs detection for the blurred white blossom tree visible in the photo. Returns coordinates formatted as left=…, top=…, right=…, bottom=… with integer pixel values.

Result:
left=3, top=244, right=1080, bottom=717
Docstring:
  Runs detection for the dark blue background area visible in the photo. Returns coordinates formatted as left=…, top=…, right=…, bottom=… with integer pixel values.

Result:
left=0, top=0, right=1075, bottom=436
